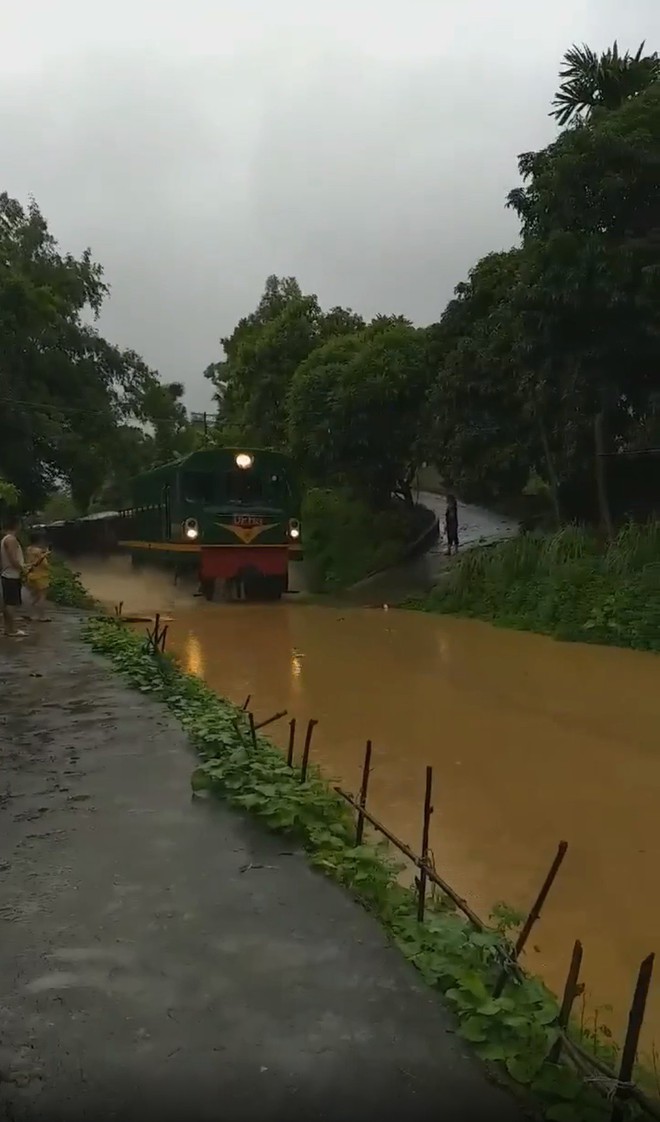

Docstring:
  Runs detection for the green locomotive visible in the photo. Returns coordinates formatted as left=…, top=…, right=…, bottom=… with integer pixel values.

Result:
left=117, top=447, right=302, bottom=600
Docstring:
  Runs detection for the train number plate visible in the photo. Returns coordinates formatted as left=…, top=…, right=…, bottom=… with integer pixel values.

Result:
left=232, top=515, right=264, bottom=528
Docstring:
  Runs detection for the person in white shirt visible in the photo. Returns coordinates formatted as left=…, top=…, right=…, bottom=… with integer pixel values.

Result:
left=1, top=514, right=27, bottom=638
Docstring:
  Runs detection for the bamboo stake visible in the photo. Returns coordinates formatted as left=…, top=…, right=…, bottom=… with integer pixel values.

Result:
left=254, top=709, right=288, bottom=731
left=286, top=719, right=296, bottom=767
left=355, top=740, right=372, bottom=846
left=335, top=785, right=484, bottom=930
left=300, top=719, right=318, bottom=783
left=416, top=766, right=433, bottom=923
left=611, top=954, right=655, bottom=1122
left=549, top=940, right=583, bottom=1063
left=493, top=841, right=568, bottom=997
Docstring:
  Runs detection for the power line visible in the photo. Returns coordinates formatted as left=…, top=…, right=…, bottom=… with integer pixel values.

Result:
left=0, top=395, right=120, bottom=418
left=0, top=395, right=209, bottom=425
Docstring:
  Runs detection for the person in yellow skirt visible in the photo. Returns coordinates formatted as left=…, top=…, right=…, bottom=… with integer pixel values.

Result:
left=24, top=532, right=52, bottom=622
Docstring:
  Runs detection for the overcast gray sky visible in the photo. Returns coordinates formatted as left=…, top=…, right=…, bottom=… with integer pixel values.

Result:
left=2, top=0, right=658, bottom=410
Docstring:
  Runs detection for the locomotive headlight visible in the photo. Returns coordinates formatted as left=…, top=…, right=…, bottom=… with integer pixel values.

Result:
left=235, top=452, right=253, bottom=470
left=184, top=518, right=199, bottom=540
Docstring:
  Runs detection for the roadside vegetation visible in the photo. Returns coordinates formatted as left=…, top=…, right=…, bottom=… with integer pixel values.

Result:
left=84, top=616, right=656, bottom=1121
left=416, top=523, right=660, bottom=652
left=302, top=489, right=432, bottom=591
left=47, top=556, right=97, bottom=610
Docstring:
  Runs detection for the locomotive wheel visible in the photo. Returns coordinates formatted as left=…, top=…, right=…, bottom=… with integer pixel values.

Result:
left=200, top=578, right=216, bottom=602
left=265, top=576, right=286, bottom=601
left=243, top=575, right=285, bottom=601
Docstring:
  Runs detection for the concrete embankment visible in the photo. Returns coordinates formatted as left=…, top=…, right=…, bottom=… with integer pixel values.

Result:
left=0, top=613, right=525, bottom=1122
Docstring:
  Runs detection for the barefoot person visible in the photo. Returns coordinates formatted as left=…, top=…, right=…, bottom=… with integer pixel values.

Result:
left=24, top=532, right=52, bottom=622
left=1, top=514, right=27, bottom=637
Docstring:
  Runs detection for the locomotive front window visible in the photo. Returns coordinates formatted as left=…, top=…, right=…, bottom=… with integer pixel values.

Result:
left=181, top=464, right=291, bottom=507
left=224, top=470, right=264, bottom=505
left=182, top=472, right=215, bottom=503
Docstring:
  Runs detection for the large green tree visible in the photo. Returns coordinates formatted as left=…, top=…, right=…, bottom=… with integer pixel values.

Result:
left=425, top=54, right=660, bottom=518
left=205, top=276, right=318, bottom=446
left=426, top=252, right=538, bottom=503
left=1, top=192, right=106, bottom=505
left=510, top=81, right=660, bottom=522
left=0, top=192, right=196, bottom=511
left=138, top=379, right=196, bottom=465
left=288, top=323, right=433, bottom=504
left=205, top=275, right=367, bottom=447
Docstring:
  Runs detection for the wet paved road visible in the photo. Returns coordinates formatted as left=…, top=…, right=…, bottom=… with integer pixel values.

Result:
left=347, top=491, right=519, bottom=605
left=0, top=613, right=527, bottom=1122
left=418, top=491, right=519, bottom=559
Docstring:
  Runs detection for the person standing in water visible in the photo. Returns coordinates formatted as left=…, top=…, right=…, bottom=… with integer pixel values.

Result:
left=24, top=532, right=52, bottom=622
left=445, top=494, right=459, bottom=556
left=1, top=514, right=27, bottom=638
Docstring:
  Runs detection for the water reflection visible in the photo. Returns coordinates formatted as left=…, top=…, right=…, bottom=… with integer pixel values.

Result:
left=183, top=633, right=204, bottom=679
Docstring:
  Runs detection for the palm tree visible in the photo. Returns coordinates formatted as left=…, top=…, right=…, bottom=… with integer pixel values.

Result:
left=550, top=41, right=660, bottom=126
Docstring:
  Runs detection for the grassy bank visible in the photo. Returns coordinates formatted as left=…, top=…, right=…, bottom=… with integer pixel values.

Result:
left=79, top=615, right=653, bottom=1121
left=302, top=487, right=432, bottom=591
left=414, top=523, right=660, bottom=652
left=47, top=555, right=97, bottom=609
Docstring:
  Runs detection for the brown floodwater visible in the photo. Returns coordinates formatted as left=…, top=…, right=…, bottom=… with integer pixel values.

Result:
left=78, top=558, right=660, bottom=1052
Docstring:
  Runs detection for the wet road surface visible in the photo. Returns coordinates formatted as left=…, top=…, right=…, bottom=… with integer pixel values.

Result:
left=0, top=613, right=525, bottom=1122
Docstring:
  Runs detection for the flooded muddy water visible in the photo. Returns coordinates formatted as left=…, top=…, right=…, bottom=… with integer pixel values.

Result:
left=78, top=558, right=660, bottom=1051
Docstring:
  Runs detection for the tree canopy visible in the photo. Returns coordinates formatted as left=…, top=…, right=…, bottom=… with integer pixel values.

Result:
left=425, top=51, right=660, bottom=516
left=205, top=274, right=366, bottom=448
left=0, top=193, right=198, bottom=514
left=550, top=41, right=660, bottom=126
left=288, top=323, right=433, bottom=503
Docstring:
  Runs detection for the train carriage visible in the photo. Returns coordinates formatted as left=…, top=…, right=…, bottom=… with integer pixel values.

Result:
left=117, top=447, right=302, bottom=601
left=38, top=510, right=121, bottom=554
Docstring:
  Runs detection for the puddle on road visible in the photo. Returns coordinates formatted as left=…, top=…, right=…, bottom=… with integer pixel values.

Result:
left=78, top=558, right=660, bottom=1051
